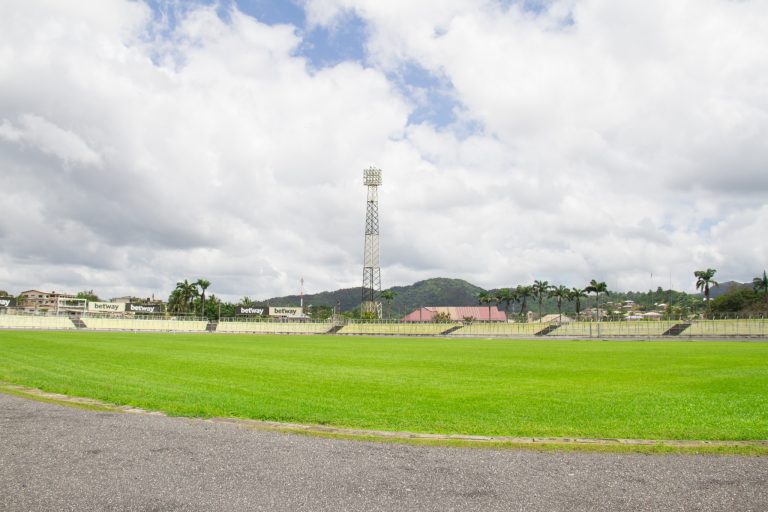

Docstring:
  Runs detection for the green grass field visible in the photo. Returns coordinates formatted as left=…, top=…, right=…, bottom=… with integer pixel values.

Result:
left=0, top=330, right=766, bottom=441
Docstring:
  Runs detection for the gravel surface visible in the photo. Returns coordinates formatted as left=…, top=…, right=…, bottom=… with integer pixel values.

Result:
left=1, top=392, right=766, bottom=511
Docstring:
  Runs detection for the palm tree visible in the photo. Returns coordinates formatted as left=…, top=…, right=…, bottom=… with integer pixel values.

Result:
left=532, top=280, right=551, bottom=322
left=195, top=278, right=211, bottom=318
left=516, top=285, right=533, bottom=320
left=167, top=288, right=185, bottom=314
left=548, top=285, right=570, bottom=324
left=496, top=288, right=516, bottom=318
left=694, top=268, right=719, bottom=314
left=477, top=291, right=495, bottom=322
left=585, top=280, right=609, bottom=321
left=380, top=290, right=397, bottom=319
left=753, top=270, right=768, bottom=305
left=172, top=279, right=198, bottom=314
left=569, top=287, right=588, bottom=320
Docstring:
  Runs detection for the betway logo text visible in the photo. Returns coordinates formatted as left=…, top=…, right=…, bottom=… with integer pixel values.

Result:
left=88, top=302, right=125, bottom=312
left=240, top=307, right=265, bottom=315
left=94, top=303, right=120, bottom=310
left=126, top=304, right=158, bottom=313
left=0, top=298, right=13, bottom=307
left=269, top=307, right=302, bottom=317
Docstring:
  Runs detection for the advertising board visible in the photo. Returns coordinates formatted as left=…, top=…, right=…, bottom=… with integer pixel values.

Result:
left=269, top=306, right=303, bottom=318
left=236, top=306, right=267, bottom=316
left=87, top=301, right=125, bottom=313
left=125, top=303, right=161, bottom=314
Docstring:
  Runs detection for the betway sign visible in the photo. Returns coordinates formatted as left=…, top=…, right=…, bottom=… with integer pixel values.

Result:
left=0, top=297, right=16, bottom=308
left=269, top=306, right=303, bottom=318
left=126, top=303, right=161, bottom=314
left=87, top=301, right=125, bottom=313
left=236, top=306, right=266, bottom=316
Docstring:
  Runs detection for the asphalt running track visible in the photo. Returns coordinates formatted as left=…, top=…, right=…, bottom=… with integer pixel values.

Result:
left=1, top=393, right=766, bottom=512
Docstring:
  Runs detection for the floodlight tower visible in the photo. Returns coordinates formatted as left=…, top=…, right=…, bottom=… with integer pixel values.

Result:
left=362, top=167, right=383, bottom=318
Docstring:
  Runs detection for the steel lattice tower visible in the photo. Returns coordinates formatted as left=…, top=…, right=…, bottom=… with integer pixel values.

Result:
left=361, top=167, right=382, bottom=318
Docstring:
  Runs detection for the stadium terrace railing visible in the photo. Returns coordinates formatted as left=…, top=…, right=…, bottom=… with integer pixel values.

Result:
left=0, top=311, right=765, bottom=337
left=216, top=317, right=335, bottom=334
left=0, top=312, right=76, bottom=330
left=340, top=319, right=455, bottom=336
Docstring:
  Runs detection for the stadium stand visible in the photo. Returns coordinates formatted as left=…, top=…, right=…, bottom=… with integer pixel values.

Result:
left=82, top=317, right=208, bottom=332
left=451, top=323, right=546, bottom=337
left=1, top=313, right=765, bottom=337
left=0, top=315, right=75, bottom=330
left=216, top=321, right=334, bottom=334
left=552, top=321, right=676, bottom=337
left=685, top=319, right=767, bottom=337
left=338, top=322, right=453, bottom=336
left=403, top=306, right=506, bottom=322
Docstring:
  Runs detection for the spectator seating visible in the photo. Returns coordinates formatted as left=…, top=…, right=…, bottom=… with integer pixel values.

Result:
left=0, top=315, right=75, bottom=330
left=82, top=317, right=208, bottom=332
left=216, top=321, right=334, bottom=334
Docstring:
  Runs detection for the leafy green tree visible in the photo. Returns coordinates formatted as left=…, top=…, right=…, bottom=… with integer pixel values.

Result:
left=76, top=290, right=100, bottom=302
left=532, top=280, right=551, bottom=321
left=548, top=285, right=570, bottom=324
left=308, top=304, right=334, bottom=320
left=585, top=280, right=609, bottom=321
left=753, top=270, right=768, bottom=305
left=167, top=289, right=182, bottom=313
left=570, top=287, right=588, bottom=320
left=694, top=268, right=719, bottom=314
left=433, top=311, right=452, bottom=323
left=380, top=290, right=397, bottom=319
left=200, top=293, right=224, bottom=320
left=710, top=287, right=757, bottom=314
left=516, top=285, right=533, bottom=320
left=239, top=296, right=255, bottom=307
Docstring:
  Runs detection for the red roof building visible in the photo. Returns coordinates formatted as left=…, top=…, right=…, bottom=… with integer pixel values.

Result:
left=402, top=306, right=507, bottom=322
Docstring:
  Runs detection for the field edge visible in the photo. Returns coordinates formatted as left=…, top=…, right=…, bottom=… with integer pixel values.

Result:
left=3, top=383, right=766, bottom=456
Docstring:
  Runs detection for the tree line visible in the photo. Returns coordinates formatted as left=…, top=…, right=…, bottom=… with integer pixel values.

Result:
left=475, top=279, right=609, bottom=322
left=4, top=267, right=766, bottom=321
left=473, top=268, right=768, bottom=322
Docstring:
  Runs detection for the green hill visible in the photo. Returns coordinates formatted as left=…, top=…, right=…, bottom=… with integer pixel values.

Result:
left=261, top=277, right=712, bottom=318
left=263, top=277, right=484, bottom=316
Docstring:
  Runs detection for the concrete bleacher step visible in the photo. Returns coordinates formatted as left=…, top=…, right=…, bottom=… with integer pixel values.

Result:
left=440, top=325, right=463, bottom=335
left=535, top=324, right=561, bottom=336
left=70, top=317, right=87, bottom=329
left=662, top=323, right=691, bottom=336
left=327, top=325, right=345, bottom=334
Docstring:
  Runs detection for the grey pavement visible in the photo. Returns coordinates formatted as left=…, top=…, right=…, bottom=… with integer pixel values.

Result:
left=1, top=392, right=766, bottom=512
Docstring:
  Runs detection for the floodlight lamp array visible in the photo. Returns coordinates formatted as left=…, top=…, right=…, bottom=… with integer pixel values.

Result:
left=363, top=167, right=382, bottom=186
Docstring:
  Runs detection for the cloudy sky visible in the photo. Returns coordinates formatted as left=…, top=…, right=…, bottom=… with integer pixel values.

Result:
left=1, top=0, right=767, bottom=301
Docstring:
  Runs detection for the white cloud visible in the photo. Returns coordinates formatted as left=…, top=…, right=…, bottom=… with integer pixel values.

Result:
left=0, top=0, right=767, bottom=303
left=0, top=114, right=103, bottom=167
left=304, top=0, right=768, bottom=290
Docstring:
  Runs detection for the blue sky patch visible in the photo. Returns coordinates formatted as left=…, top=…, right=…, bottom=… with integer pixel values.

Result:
left=142, top=0, right=475, bottom=130
left=389, top=63, right=457, bottom=127
left=297, top=11, right=368, bottom=70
